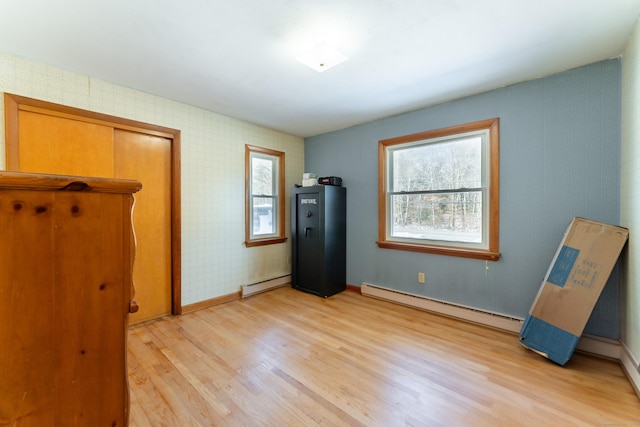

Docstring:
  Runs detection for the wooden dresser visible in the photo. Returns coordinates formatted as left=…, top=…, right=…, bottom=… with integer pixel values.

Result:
left=0, top=172, right=141, bottom=426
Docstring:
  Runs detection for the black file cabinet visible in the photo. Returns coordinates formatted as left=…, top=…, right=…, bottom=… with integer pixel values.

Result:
left=291, top=185, right=346, bottom=297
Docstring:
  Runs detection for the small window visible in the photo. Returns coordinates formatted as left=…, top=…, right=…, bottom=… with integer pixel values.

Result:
left=377, top=118, right=500, bottom=261
left=245, top=145, right=286, bottom=247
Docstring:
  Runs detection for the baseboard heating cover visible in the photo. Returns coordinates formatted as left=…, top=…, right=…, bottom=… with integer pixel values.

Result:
left=621, top=343, right=640, bottom=398
left=360, top=283, right=622, bottom=361
left=241, top=275, right=291, bottom=298
left=360, top=282, right=524, bottom=334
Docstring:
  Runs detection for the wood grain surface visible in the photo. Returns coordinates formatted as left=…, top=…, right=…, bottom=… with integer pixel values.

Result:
left=128, top=287, right=640, bottom=426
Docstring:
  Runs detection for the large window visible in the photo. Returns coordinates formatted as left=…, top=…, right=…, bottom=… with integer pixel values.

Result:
left=378, top=118, right=500, bottom=261
left=245, top=145, right=286, bottom=247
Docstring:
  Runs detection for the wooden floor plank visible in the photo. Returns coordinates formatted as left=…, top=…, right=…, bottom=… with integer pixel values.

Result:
left=128, top=287, right=640, bottom=426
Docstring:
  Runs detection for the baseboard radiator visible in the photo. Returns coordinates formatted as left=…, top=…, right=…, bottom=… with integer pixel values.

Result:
left=360, top=282, right=622, bottom=361
left=241, top=275, right=291, bottom=298
left=361, top=282, right=524, bottom=333
left=621, top=344, right=640, bottom=398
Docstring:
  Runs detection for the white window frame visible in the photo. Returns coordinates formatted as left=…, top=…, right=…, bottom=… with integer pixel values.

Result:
left=377, top=118, right=500, bottom=261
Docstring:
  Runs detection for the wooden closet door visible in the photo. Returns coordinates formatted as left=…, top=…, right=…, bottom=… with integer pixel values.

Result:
left=115, top=130, right=172, bottom=323
left=17, top=110, right=115, bottom=177
left=12, top=109, right=173, bottom=324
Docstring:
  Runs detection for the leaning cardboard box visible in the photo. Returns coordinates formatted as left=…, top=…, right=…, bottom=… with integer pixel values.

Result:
left=519, top=217, right=628, bottom=365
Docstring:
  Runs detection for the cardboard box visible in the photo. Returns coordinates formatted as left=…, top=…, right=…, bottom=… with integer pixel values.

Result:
left=519, top=217, right=628, bottom=365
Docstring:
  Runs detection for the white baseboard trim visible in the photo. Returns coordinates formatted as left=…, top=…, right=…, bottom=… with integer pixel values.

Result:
left=360, top=282, right=623, bottom=362
left=576, top=335, right=621, bottom=360
left=360, top=282, right=524, bottom=334
left=620, top=343, right=640, bottom=398
left=241, top=275, right=291, bottom=298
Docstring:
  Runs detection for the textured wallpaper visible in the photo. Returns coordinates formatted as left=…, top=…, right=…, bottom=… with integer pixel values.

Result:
left=0, top=51, right=304, bottom=305
left=306, top=59, right=623, bottom=339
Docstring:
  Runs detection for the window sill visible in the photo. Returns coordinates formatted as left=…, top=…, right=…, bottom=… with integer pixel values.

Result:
left=376, top=240, right=500, bottom=261
left=245, top=237, right=288, bottom=247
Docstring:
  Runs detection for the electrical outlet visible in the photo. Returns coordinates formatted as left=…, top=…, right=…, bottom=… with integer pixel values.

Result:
left=418, top=272, right=425, bottom=283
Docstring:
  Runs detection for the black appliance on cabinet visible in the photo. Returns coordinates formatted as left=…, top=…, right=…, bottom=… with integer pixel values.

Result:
left=291, top=185, right=346, bottom=297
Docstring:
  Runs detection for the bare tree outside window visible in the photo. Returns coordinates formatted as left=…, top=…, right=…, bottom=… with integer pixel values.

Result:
left=251, top=157, right=275, bottom=235
left=245, top=145, right=287, bottom=247
left=378, top=118, right=500, bottom=261
left=390, top=137, right=482, bottom=243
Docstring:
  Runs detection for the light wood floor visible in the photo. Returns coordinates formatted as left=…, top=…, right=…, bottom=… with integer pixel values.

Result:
left=127, top=286, right=640, bottom=426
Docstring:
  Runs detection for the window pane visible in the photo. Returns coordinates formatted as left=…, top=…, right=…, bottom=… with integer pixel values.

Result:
left=245, top=144, right=286, bottom=246
left=252, top=157, right=273, bottom=196
left=253, top=197, right=275, bottom=235
left=390, top=191, right=482, bottom=243
left=392, top=136, right=482, bottom=192
left=378, top=118, right=499, bottom=259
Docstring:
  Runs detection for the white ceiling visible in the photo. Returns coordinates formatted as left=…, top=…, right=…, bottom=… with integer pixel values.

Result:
left=1, top=1, right=639, bottom=137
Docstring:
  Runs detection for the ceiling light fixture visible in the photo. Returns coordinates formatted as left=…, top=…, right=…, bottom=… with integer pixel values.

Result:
left=296, top=41, right=349, bottom=73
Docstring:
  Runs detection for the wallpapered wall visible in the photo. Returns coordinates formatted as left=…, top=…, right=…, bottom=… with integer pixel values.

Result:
left=0, top=51, right=304, bottom=306
left=306, top=59, right=623, bottom=340
left=0, top=51, right=629, bottom=344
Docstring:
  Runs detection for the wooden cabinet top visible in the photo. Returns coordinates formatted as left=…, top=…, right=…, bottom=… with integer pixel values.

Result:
left=0, top=171, right=142, bottom=194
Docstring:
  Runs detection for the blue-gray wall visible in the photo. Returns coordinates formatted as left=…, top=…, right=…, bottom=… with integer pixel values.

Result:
left=304, top=59, right=622, bottom=339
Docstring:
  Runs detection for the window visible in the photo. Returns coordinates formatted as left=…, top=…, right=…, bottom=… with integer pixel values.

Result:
left=377, top=118, right=500, bottom=261
left=245, top=145, right=286, bottom=247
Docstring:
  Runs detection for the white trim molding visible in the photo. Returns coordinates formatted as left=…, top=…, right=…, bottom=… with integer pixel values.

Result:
left=360, top=282, right=523, bottom=333
left=241, top=275, right=291, bottom=298
left=621, top=343, right=640, bottom=397
left=576, top=335, right=621, bottom=360
left=360, top=282, right=624, bottom=365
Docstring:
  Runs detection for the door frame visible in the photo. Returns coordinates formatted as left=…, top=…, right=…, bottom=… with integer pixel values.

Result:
left=3, top=93, right=183, bottom=315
